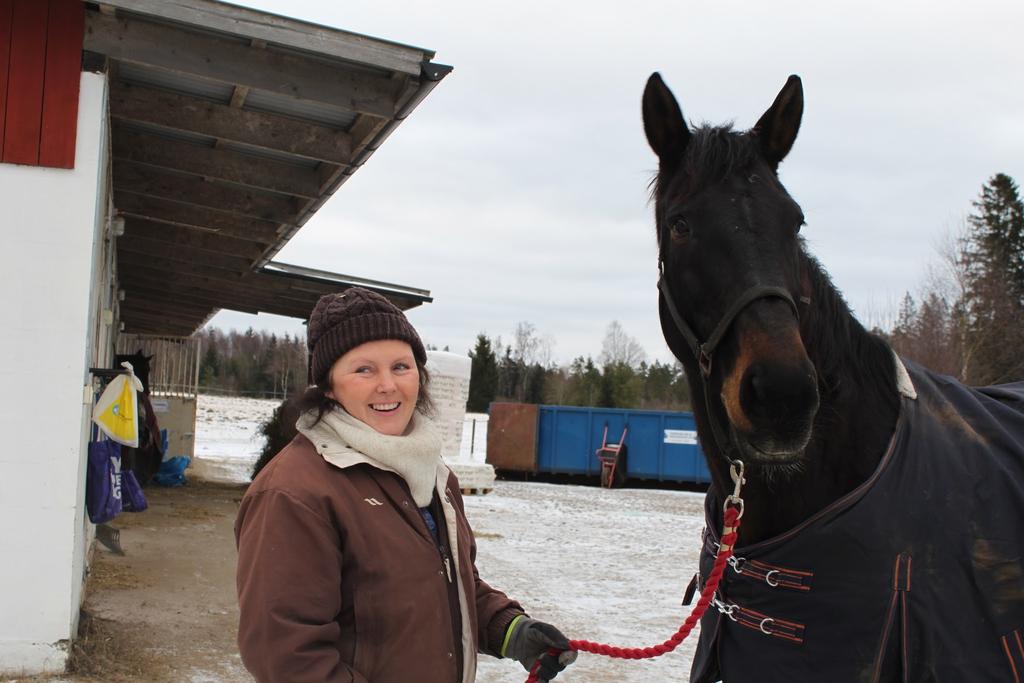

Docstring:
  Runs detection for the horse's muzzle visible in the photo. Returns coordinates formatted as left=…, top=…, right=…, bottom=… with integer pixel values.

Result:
left=728, top=360, right=819, bottom=461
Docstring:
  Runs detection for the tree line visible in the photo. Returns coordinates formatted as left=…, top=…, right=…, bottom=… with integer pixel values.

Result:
left=197, top=328, right=307, bottom=398
left=195, top=318, right=692, bottom=410
left=883, top=173, right=1024, bottom=385
left=196, top=173, right=1022, bottom=403
left=467, top=320, right=691, bottom=412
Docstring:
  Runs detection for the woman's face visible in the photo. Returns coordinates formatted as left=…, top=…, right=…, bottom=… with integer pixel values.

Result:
left=326, top=339, right=420, bottom=436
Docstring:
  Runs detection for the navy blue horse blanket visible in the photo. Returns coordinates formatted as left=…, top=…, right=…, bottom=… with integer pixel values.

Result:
left=691, top=360, right=1024, bottom=682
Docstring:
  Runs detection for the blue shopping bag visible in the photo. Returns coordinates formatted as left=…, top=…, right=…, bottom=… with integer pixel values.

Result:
left=86, top=439, right=123, bottom=524
left=121, top=469, right=148, bottom=512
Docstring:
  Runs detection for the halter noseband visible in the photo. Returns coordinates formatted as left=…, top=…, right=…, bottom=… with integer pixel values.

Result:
left=658, top=263, right=805, bottom=459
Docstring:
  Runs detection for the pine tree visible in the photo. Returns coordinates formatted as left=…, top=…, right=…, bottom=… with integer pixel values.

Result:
left=967, top=174, right=1024, bottom=302
left=467, top=334, right=499, bottom=412
left=599, top=362, right=642, bottom=408
left=960, top=173, right=1024, bottom=383
left=641, top=360, right=676, bottom=409
left=199, top=333, right=221, bottom=385
left=524, top=366, right=547, bottom=404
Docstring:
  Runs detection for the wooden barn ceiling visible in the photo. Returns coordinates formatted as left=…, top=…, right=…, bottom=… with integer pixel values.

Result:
left=82, top=0, right=446, bottom=336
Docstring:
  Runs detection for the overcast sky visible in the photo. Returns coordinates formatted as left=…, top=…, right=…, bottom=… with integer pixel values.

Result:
left=208, top=0, right=1024, bottom=365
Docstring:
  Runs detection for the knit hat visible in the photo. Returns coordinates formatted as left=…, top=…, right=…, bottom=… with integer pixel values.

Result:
left=307, top=288, right=427, bottom=385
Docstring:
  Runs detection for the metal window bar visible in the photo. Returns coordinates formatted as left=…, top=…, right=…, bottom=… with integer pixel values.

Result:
left=115, top=334, right=202, bottom=397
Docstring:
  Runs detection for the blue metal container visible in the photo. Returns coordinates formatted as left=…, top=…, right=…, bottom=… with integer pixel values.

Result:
left=535, top=405, right=711, bottom=484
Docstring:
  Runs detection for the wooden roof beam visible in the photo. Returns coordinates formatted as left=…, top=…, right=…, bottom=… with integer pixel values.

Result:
left=121, top=307, right=206, bottom=330
left=85, top=11, right=403, bottom=119
left=113, top=163, right=299, bottom=223
left=113, top=191, right=284, bottom=243
left=123, top=284, right=262, bottom=315
left=118, top=264, right=319, bottom=305
left=117, top=239, right=255, bottom=273
left=122, top=323, right=210, bottom=339
left=115, top=245, right=250, bottom=278
left=121, top=298, right=213, bottom=320
left=112, top=129, right=322, bottom=199
left=121, top=274, right=288, bottom=309
left=126, top=325, right=199, bottom=336
left=109, top=81, right=353, bottom=165
left=121, top=276, right=314, bottom=319
left=122, top=218, right=269, bottom=261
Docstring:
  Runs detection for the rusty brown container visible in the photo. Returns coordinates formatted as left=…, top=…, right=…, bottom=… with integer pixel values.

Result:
left=486, top=402, right=539, bottom=472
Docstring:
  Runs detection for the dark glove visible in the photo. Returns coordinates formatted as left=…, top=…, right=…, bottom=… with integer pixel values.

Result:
left=503, top=616, right=578, bottom=681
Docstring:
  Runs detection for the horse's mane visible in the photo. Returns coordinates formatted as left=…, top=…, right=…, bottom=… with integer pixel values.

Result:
left=799, top=248, right=897, bottom=399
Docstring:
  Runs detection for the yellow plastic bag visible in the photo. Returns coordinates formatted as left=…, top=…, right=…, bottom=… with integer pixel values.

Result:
left=92, top=362, right=145, bottom=447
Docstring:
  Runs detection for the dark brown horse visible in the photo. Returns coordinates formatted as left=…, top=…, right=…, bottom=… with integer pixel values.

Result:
left=643, top=74, right=1024, bottom=681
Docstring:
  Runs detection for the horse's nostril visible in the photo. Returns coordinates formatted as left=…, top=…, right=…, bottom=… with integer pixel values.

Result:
left=741, top=363, right=819, bottom=425
left=749, top=372, right=770, bottom=404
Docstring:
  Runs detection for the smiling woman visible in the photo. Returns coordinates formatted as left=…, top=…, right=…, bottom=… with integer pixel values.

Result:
left=326, top=339, right=422, bottom=436
left=234, top=288, right=577, bottom=683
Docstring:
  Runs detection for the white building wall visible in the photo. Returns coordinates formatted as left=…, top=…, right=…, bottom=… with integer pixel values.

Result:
left=0, top=72, right=109, bottom=675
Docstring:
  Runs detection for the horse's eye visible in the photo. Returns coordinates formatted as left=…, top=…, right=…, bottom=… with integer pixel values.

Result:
left=669, top=216, right=690, bottom=240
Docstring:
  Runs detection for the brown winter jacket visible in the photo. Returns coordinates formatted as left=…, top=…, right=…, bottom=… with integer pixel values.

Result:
left=235, top=433, right=523, bottom=683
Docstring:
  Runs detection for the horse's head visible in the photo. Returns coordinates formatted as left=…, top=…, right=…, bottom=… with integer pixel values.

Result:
left=115, top=349, right=154, bottom=393
left=643, top=73, right=818, bottom=464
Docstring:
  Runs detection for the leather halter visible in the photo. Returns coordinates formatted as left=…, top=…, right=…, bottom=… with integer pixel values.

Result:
left=658, top=264, right=803, bottom=459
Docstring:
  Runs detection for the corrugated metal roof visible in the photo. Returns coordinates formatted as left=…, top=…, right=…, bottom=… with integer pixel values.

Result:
left=117, top=119, right=217, bottom=147
left=262, top=261, right=432, bottom=302
left=117, top=61, right=235, bottom=104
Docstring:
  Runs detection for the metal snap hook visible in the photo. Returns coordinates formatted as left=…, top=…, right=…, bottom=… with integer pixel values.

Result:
left=765, top=570, right=780, bottom=587
left=759, top=617, right=775, bottom=635
left=724, top=458, right=746, bottom=518
left=713, top=596, right=739, bottom=621
left=729, top=460, right=746, bottom=495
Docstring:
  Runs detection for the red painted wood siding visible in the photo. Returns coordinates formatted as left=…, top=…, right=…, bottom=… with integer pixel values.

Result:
left=0, top=1, right=13, bottom=160
left=39, top=0, right=84, bottom=168
left=0, top=0, right=83, bottom=169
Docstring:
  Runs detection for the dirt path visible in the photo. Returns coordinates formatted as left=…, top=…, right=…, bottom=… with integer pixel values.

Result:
left=20, top=483, right=251, bottom=683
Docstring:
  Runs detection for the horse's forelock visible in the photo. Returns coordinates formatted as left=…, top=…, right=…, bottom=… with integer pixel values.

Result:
left=684, top=124, right=760, bottom=191
left=651, top=124, right=762, bottom=204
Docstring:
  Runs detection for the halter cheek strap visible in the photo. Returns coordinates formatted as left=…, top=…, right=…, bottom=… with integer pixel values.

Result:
left=658, top=264, right=803, bottom=458
left=659, top=276, right=799, bottom=377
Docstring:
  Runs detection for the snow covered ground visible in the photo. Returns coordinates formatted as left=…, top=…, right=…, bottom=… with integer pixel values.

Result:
left=468, top=482, right=706, bottom=682
left=192, top=394, right=281, bottom=484
left=192, top=395, right=708, bottom=681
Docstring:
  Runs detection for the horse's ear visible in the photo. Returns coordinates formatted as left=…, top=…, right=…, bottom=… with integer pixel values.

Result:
left=753, top=75, right=803, bottom=169
left=643, top=72, right=691, bottom=165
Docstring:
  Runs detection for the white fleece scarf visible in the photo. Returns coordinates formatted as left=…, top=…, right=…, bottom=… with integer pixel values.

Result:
left=296, top=407, right=443, bottom=506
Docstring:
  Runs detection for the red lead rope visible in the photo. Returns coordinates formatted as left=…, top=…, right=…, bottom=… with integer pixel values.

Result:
left=525, top=461, right=746, bottom=683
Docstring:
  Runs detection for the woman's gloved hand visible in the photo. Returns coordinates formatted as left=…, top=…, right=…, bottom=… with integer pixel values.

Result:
left=503, top=616, right=578, bottom=681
